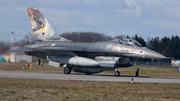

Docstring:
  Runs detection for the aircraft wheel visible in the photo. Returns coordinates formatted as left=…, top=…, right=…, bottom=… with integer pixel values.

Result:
left=115, top=71, right=120, bottom=77
left=86, top=73, right=91, bottom=75
left=64, top=67, right=71, bottom=74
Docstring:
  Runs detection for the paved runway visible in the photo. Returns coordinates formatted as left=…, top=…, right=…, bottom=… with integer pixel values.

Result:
left=0, top=71, right=180, bottom=83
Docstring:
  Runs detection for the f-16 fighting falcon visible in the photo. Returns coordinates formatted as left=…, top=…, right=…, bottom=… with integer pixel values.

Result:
left=8, top=7, right=168, bottom=76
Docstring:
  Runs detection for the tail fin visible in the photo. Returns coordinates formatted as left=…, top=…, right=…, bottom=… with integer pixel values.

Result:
left=26, top=7, right=70, bottom=41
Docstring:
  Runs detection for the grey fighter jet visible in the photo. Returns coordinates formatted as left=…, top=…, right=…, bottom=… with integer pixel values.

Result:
left=8, top=7, right=168, bottom=76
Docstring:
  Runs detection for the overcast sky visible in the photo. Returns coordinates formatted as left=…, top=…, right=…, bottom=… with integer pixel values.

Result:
left=0, top=0, right=180, bottom=42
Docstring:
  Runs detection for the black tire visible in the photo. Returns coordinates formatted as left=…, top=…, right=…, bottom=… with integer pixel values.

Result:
left=64, top=67, right=71, bottom=74
left=86, top=73, right=92, bottom=75
left=114, top=71, right=120, bottom=77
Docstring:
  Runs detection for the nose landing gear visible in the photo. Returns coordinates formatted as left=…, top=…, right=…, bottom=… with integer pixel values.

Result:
left=114, top=68, right=120, bottom=76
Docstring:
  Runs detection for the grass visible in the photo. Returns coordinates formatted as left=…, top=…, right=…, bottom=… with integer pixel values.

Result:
left=0, top=78, right=180, bottom=101
left=0, top=63, right=180, bottom=77
left=0, top=63, right=180, bottom=100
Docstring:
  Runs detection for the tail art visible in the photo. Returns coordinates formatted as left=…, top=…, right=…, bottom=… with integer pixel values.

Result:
left=26, top=7, right=70, bottom=41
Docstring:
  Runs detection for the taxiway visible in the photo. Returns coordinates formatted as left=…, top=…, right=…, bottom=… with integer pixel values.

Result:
left=0, top=71, right=180, bottom=83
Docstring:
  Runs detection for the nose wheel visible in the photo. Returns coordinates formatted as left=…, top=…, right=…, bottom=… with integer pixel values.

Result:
left=115, top=71, right=120, bottom=76
left=114, top=68, right=120, bottom=76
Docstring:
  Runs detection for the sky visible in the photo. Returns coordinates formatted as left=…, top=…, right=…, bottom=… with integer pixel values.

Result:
left=0, top=0, right=180, bottom=42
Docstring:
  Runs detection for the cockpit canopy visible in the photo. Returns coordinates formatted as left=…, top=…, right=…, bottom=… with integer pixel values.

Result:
left=118, top=38, right=142, bottom=47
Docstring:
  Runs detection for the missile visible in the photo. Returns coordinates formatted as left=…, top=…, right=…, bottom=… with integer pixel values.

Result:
left=47, top=56, right=100, bottom=66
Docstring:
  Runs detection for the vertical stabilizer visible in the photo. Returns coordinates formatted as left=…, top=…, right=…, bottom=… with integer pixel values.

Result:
left=26, top=7, right=70, bottom=41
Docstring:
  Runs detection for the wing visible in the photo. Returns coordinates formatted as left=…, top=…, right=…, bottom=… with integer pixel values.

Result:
left=7, top=48, right=33, bottom=52
left=34, top=47, right=84, bottom=51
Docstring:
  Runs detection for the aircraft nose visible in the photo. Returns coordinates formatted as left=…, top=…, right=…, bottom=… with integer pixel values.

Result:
left=145, top=50, right=167, bottom=59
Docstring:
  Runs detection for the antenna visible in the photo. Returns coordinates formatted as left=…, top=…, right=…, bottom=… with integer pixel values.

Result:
left=29, top=32, right=31, bottom=43
left=11, top=32, right=14, bottom=46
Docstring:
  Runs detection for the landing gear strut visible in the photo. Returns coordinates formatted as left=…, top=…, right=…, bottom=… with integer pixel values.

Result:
left=114, top=68, right=120, bottom=76
left=86, top=73, right=92, bottom=75
left=64, top=67, right=71, bottom=74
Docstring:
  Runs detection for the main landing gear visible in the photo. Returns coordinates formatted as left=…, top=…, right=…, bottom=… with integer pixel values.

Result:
left=64, top=66, right=71, bottom=74
left=86, top=73, right=92, bottom=75
left=114, top=68, right=120, bottom=77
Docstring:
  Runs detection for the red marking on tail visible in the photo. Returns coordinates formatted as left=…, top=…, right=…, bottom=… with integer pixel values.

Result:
left=27, top=7, right=31, bottom=10
left=32, top=10, right=38, bottom=17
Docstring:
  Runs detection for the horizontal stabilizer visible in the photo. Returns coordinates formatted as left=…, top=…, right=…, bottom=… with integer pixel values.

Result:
left=7, top=48, right=33, bottom=53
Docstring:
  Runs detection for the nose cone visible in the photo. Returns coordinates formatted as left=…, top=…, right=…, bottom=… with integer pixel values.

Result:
left=145, top=50, right=168, bottom=59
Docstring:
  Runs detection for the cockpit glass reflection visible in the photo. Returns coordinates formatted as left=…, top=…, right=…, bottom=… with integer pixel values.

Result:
left=118, top=38, right=142, bottom=47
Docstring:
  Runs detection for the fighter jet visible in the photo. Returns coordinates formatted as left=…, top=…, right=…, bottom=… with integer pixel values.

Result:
left=8, top=7, right=168, bottom=76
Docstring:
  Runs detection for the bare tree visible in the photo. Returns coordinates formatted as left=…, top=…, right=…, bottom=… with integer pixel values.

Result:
left=14, top=34, right=34, bottom=47
left=0, top=41, right=10, bottom=54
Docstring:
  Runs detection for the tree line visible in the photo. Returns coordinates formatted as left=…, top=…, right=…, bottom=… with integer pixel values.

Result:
left=0, top=34, right=33, bottom=54
left=61, top=32, right=112, bottom=42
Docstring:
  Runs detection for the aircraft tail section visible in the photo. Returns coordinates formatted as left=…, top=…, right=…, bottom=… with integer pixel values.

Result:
left=26, top=7, right=70, bottom=41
